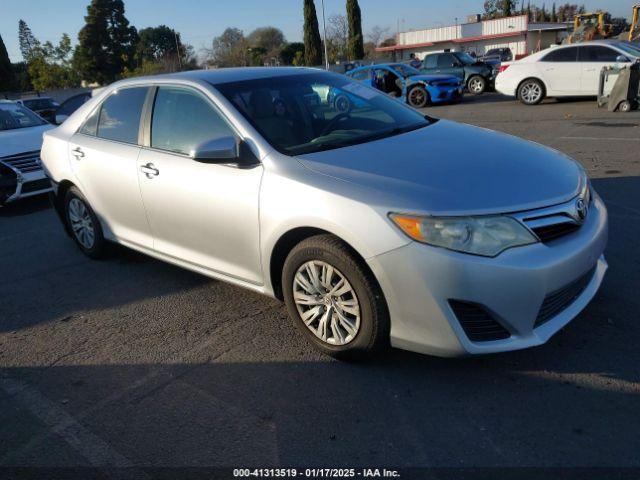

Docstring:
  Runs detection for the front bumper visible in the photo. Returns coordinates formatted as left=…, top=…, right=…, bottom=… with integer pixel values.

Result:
left=431, top=85, right=465, bottom=103
left=367, top=194, right=608, bottom=357
left=0, top=168, right=52, bottom=205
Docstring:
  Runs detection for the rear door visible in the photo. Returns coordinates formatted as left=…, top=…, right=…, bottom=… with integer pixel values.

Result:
left=579, top=45, right=629, bottom=94
left=538, top=46, right=581, bottom=95
left=68, top=87, right=153, bottom=248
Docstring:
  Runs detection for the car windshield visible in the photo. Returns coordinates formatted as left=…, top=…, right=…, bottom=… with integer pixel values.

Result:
left=215, top=72, right=431, bottom=156
left=390, top=64, right=421, bottom=77
left=0, top=103, right=47, bottom=131
left=455, top=52, right=476, bottom=65
left=22, top=98, right=55, bottom=110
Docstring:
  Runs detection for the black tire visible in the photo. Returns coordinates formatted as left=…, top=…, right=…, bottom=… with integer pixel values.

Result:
left=517, top=78, right=545, bottom=105
left=64, top=186, right=108, bottom=259
left=282, top=234, right=389, bottom=360
left=467, top=75, right=487, bottom=95
left=407, top=85, right=430, bottom=108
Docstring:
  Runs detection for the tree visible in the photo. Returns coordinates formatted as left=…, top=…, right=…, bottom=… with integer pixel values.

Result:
left=346, top=0, right=364, bottom=60
left=208, top=28, right=248, bottom=67
left=379, top=37, right=396, bottom=47
left=326, top=14, right=348, bottom=63
left=0, top=34, right=15, bottom=91
left=367, top=26, right=391, bottom=47
left=281, top=42, right=305, bottom=65
left=483, top=0, right=498, bottom=19
left=248, top=27, right=285, bottom=53
left=303, top=0, right=322, bottom=66
left=18, top=20, right=40, bottom=61
left=134, top=25, right=195, bottom=73
left=500, top=0, right=516, bottom=17
left=551, top=3, right=557, bottom=22
left=74, top=0, right=138, bottom=84
left=27, top=34, right=80, bottom=90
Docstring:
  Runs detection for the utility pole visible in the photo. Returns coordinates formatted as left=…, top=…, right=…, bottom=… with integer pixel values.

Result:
left=320, top=0, right=329, bottom=69
left=174, top=31, right=182, bottom=71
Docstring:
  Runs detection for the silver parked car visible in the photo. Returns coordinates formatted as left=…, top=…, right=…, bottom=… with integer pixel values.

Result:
left=41, top=68, right=608, bottom=358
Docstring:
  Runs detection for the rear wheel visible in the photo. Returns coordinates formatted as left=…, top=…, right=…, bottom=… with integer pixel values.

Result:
left=618, top=100, right=633, bottom=112
left=64, top=186, right=108, bottom=259
left=282, top=235, right=389, bottom=359
left=517, top=79, right=545, bottom=105
left=467, top=75, right=487, bottom=95
left=407, top=85, right=430, bottom=108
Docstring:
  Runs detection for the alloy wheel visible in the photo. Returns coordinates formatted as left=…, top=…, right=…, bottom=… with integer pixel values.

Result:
left=469, top=77, right=484, bottom=94
left=408, top=87, right=427, bottom=107
left=293, top=260, right=361, bottom=346
left=520, top=82, right=542, bottom=104
left=68, top=198, right=95, bottom=249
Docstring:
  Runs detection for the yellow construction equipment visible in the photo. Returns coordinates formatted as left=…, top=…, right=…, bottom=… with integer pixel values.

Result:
left=628, top=4, right=639, bottom=42
left=564, top=12, right=613, bottom=44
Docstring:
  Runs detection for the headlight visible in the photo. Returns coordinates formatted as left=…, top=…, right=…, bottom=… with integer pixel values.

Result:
left=390, top=213, right=537, bottom=257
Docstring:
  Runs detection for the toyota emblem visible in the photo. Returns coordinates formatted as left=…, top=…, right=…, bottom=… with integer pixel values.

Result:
left=576, top=198, right=588, bottom=221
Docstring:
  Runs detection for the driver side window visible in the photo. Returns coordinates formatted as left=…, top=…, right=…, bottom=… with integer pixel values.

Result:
left=151, top=87, right=236, bottom=156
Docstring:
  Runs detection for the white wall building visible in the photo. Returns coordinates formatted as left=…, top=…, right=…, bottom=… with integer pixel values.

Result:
left=376, top=15, right=568, bottom=61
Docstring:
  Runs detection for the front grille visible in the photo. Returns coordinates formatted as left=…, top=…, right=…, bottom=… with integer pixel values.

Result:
left=449, top=300, right=511, bottom=342
left=535, top=266, right=597, bottom=328
left=531, top=222, right=581, bottom=242
left=1, top=150, right=43, bottom=174
left=21, top=178, right=51, bottom=193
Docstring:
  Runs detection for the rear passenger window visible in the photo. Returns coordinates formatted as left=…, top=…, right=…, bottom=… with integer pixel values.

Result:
left=150, top=87, right=235, bottom=156
left=542, top=47, right=578, bottom=62
left=579, top=46, right=624, bottom=62
left=79, top=107, right=99, bottom=136
left=424, top=55, right=438, bottom=69
left=96, top=87, right=148, bottom=144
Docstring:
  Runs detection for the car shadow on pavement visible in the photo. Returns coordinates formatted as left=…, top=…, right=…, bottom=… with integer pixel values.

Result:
left=0, top=179, right=639, bottom=469
left=0, top=195, right=51, bottom=217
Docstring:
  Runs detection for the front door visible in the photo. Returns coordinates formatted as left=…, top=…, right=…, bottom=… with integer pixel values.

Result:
left=137, top=86, right=263, bottom=284
left=435, top=53, right=465, bottom=80
left=579, top=45, right=629, bottom=94
left=69, top=87, right=152, bottom=248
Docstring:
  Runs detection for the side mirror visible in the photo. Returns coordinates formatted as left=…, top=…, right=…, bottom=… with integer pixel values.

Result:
left=190, top=136, right=239, bottom=163
left=616, top=55, right=629, bottom=64
left=55, top=114, right=69, bottom=125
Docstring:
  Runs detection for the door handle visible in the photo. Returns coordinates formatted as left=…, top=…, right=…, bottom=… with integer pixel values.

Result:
left=586, top=68, right=596, bottom=72
left=71, top=147, right=84, bottom=160
left=140, top=163, right=159, bottom=178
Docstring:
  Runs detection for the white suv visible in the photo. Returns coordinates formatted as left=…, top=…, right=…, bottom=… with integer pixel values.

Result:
left=496, top=40, right=640, bottom=105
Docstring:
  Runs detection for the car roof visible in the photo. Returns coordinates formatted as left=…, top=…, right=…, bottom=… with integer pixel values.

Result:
left=20, top=96, right=53, bottom=100
left=115, top=67, right=324, bottom=87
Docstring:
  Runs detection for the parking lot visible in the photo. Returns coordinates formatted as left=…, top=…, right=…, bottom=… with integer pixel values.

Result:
left=1, top=94, right=639, bottom=474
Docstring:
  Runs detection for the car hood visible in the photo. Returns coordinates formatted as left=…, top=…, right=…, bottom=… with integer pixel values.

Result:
left=409, top=74, right=461, bottom=84
left=0, top=124, right=54, bottom=158
left=296, top=120, right=584, bottom=216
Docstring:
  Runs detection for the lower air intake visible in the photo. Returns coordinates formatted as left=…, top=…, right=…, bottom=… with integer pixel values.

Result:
left=449, top=300, right=511, bottom=342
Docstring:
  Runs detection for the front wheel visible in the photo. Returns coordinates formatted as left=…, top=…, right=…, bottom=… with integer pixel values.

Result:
left=64, top=186, right=108, bottom=259
left=517, top=79, right=545, bottom=105
left=467, top=75, right=487, bottom=95
left=282, top=235, right=389, bottom=359
left=618, top=100, right=633, bottom=112
left=407, top=85, right=430, bottom=108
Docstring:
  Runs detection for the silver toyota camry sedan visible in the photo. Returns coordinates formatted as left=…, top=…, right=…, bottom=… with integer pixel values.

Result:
left=41, top=68, right=608, bottom=359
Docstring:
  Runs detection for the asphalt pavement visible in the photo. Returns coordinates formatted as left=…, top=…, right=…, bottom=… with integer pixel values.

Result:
left=1, top=94, right=639, bottom=476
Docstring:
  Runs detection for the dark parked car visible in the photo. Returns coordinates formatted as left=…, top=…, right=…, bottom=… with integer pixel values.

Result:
left=482, top=47, right=513, bottom=63
left=55, top=92, right=92, bottom=124
left=421, top=52, right=496, bottom=95
left=16, top=96, right=58, bottom=123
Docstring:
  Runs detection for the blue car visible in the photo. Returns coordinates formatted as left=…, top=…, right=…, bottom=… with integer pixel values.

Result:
left=346, top=63, right=464, bottom=108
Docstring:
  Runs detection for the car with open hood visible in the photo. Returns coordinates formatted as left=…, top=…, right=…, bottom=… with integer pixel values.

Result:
left=41, top=68, right=607, bottom=358
left=346, top=63, right=464, bottom=108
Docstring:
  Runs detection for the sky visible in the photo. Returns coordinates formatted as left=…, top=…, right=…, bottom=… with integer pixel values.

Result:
left=0, top=0, right=636, bottom=62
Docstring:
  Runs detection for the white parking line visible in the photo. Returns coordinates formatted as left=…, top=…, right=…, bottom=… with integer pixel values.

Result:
left=0, top=378, right=147, bottom=478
